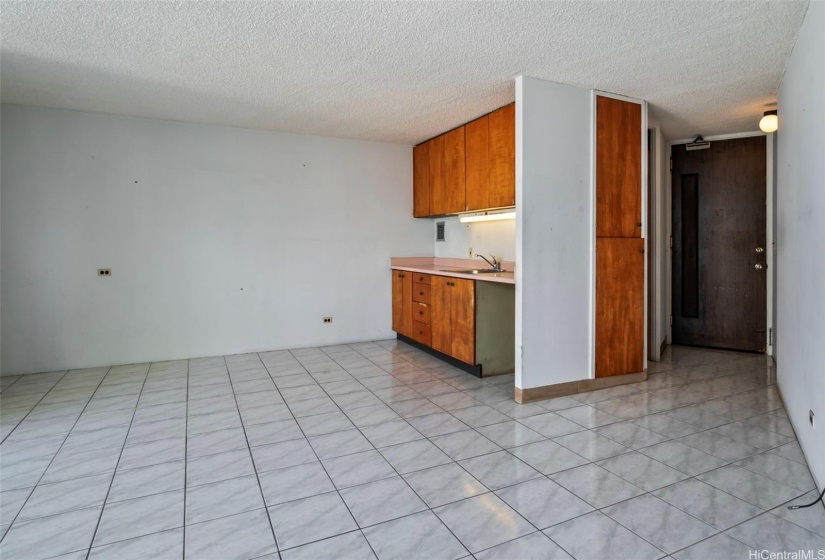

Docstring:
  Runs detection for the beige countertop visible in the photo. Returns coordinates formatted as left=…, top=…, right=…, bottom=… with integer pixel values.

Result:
left=391, top=257, right=515, bottom=285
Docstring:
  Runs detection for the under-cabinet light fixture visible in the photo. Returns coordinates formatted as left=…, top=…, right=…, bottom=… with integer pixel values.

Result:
left=759, top=110, right=778, bottom=133
left=459, top=211, right=516, bottom=223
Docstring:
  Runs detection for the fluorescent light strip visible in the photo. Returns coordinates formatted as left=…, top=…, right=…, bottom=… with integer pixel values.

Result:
left=459, top=211, right=516, bottom=223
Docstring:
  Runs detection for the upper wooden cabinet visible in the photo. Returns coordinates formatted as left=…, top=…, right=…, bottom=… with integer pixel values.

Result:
left=465, top=116, right=489, bottom=212
left=486, top=103, right=516, bottom=209
left=413, top=103, right=514, bottom=217
left=596, top=96, right=642, bottom=237
left=412, top=143, right=430, bottom=217
left=429, top=127, right=466, bottom=216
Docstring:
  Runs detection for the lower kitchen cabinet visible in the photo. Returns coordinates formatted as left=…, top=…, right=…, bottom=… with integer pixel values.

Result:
left=391, top=270, right=514, bottom=377
left=431, top=276, right=475, bottom=364
left=391, top=270, right=412, bottom=338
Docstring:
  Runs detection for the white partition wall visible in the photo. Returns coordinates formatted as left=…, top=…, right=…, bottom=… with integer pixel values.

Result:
left=515, top=76, right=594, bottom=391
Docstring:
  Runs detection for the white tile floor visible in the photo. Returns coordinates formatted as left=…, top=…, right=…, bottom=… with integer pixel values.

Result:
left=0, top=342, right=823, bottom=560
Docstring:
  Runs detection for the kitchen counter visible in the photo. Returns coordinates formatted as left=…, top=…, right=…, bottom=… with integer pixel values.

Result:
left=390, top=257, right=515, bottom=284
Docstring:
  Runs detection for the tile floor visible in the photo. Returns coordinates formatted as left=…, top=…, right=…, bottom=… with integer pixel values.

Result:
left=1, top=342, right=823, bottom=560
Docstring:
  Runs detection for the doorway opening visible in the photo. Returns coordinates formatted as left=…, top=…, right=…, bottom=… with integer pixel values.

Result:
left=670, top=135, right=768, bottom=353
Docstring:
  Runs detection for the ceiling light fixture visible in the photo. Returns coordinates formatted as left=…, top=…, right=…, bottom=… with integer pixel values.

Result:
left=459, top=211, right=516, bottom=223
left=759, top=110, right=778, bottom=133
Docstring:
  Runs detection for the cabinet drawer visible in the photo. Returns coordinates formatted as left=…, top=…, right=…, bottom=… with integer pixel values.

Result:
left=411, top=321, right=432, bottom=346
left=413, top=303, right=431, bottom=324
left=412, top=283, right=431, bottom=304
left=413, top=273, right=431, bottom=285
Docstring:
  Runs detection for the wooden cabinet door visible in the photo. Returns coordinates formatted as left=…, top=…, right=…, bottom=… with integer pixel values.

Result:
left=450, top=278, right=476, bottom=364
left=391, top=271, right=412, bottom=338
left=430, top=276, right=453, bottom=355
left=431, top=127, right=465, bottom=215
left=413, top=143, right=431, bottom=217
left=465, top=115, right=490, bottom=212
left=428, top=134, right=445, bottom=215
left=596, top=96, right=642, bottom=238
left=488, top=103, right=515, bottom=208
left=443, top=127, right=466, bottom=214
left=595, top=238, right=644, bottom=377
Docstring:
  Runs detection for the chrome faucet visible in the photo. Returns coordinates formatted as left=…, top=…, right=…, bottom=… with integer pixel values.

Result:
left=477, top=254, right=502, bottom=272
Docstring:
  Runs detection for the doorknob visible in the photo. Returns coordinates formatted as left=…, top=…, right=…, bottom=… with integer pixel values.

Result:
left=755, top=247, right=764, bottom=253
left=755, top=263, right=767, bottom=270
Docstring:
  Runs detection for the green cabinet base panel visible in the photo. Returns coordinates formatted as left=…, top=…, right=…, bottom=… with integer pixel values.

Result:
left=475, top=281, right=516, bottom=376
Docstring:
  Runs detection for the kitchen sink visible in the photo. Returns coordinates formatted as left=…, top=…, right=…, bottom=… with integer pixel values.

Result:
left=439, top=269, right=506, bottom=274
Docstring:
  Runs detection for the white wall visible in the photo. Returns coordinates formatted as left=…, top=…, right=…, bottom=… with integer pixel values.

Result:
left=515, top=76, right=593, bottom=390
left=776, top=1, right=824, bottom=489
left=434, top=216, right=516, bottom=262
left=0, top=104, right=433, bottom=374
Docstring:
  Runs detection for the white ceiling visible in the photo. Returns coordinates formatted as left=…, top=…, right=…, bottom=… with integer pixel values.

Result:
left=0, top=1, right=809, bottom=144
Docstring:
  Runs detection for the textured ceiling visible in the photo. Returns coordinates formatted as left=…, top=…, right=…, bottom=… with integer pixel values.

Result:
left=0, top=1, right=809, bottom=143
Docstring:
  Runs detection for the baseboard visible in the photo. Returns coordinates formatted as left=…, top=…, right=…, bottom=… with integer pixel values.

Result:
left=515, top=370, right=648, bottom=404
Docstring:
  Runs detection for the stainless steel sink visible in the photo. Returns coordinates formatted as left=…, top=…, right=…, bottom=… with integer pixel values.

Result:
left=439, top=269, right=506, bottom=274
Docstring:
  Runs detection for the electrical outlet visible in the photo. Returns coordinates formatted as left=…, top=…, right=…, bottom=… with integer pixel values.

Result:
left=323, top=317, right=333, bottom=324
left=97, top=268, right=112, bottom=277
left=810, top=410, right=815, bottom=429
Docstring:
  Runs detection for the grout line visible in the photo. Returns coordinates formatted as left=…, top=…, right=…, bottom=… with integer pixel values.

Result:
left=0, top=370, right=71, bottom=445
left=0, top=369, right=102, bottom=542
left=83, top=365, right=155, bottom=559
left=262, top=349, right=384, bottom=558
left=182, top=358, right=190, bottom=558
left=220, top=355, right=280, bottom=553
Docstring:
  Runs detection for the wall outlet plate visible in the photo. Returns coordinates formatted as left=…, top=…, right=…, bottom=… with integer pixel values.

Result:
left=97, top=268, right=112, bottom=277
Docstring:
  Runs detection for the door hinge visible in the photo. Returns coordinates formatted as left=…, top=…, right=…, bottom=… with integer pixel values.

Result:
left=670, top=315, right=673, bottom=326
left=669, top=157, right=673, bottom=171
left=669, top=235, right=673, bottom=249
left=769, top=328, right=772, bottom=346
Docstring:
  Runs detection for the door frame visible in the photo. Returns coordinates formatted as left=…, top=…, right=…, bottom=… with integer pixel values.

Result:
left=663, top=130, right=774, bottom=355
left=647, top=124, right=667, bottom=361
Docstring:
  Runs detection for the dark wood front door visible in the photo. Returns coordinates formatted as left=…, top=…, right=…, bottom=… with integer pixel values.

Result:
left=672, top=136, right=766, bottom=352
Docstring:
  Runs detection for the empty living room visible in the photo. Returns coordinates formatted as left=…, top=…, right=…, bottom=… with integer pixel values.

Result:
left=1, top=1, right=823, bottom=559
